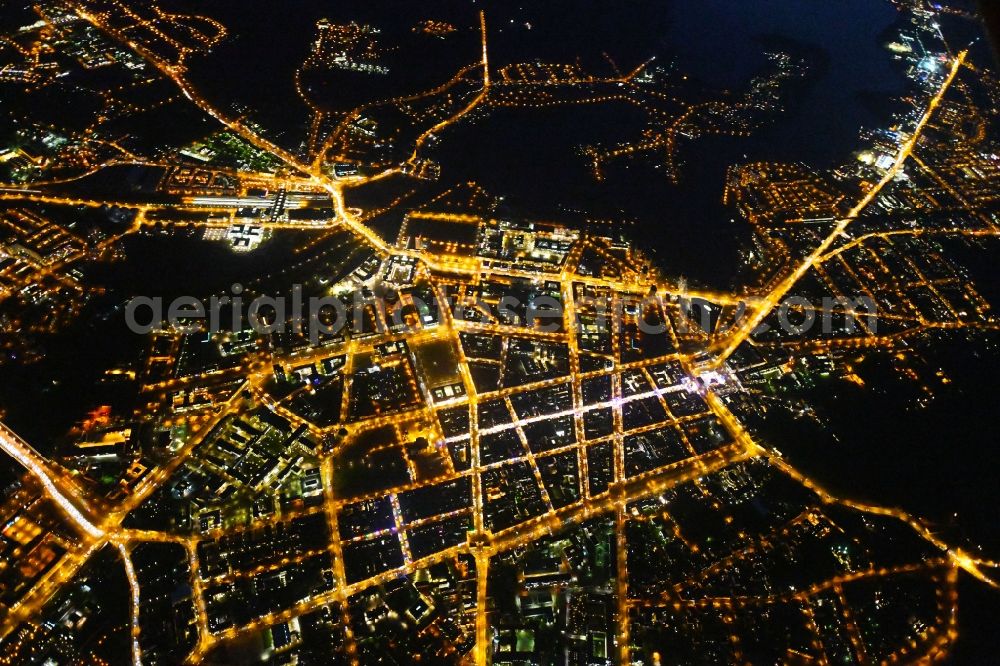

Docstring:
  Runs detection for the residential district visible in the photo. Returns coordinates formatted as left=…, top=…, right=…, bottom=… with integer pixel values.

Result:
left=0, top=0, right=999, bottom=664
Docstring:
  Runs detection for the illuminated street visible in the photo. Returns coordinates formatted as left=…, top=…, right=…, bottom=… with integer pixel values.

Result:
left=0, top=1, right=999, bottom=665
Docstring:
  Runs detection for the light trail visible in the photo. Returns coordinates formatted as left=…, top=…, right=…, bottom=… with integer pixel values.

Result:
left=117, top=542, right=144, bottom=666
left=614, top=508, right=631, bottom=665
left=480, top=10, right=490, bottom=89
left=473, top=548, right=490, bottom=666
left=0, top=422, right=103, bottom=538
left=441, top=382, right=689, bottom=444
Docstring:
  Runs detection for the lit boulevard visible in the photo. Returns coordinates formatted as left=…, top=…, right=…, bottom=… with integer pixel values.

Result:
left=0, top=2, right=998, bottom=664
left=713, top=50, right=967, bottom=366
